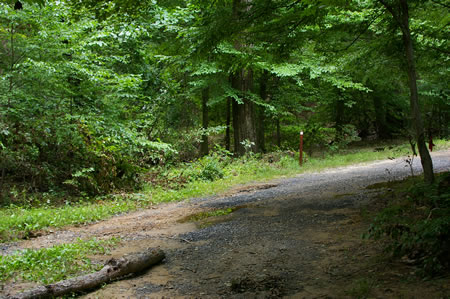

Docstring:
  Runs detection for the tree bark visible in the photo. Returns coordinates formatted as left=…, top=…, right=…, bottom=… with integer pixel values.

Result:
left=232, top=69, right=257, bottom=155
left=9, top=248, right=165, bottom=299
left=225, top=97, right=231, bottom=151
left=231, top=0, right=257, bottom=156
left=377, top=0, right=434, bottom=184
left=276, top=118, right=281, bottom=148
left=373, top=95, right=390, bottom=139
left=335, top=97, right=345, bottom=140
left=257, top=71, right=268, bottom=153
left=200, top=87, right=209, bottom=156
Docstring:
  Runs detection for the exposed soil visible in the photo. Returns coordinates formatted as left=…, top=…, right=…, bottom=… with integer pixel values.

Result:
left=2, top=150, right=450, bottom=298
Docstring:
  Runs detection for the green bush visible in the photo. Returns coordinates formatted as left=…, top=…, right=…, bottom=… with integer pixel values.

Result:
left=366, top=172, right=450, bottom=276
left=146, top=149, right=230, bottom=190
left=0, top=114, right=176, bottom=201
left=185, top=154, right=226, bottom=182
left=198, top=156, right=224, bottom=181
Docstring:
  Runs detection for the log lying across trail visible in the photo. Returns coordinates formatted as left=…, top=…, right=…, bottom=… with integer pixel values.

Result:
left=10, top=248, right=165, bottom=299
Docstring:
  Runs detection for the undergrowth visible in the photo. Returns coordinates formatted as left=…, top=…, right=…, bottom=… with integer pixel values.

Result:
left=0, top=139, right=448, bottom=243
left=0, top=200, right=137, bottom=241
left=0, top=237, right=119, bottom=284
left=365, top=171, right=450, bottom=276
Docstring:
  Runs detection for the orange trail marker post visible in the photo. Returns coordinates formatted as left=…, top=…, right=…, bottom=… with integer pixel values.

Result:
left=299, top=131, right=304, bottom=166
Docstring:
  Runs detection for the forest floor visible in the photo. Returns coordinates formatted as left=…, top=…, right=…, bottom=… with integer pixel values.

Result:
left=3, top=150, right=450, bottom=298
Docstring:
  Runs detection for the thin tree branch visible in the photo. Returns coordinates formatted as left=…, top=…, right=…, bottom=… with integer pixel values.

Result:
left=377, top=0, right=397, bottom=17
left=377, top=0, right=410, bottom=35
left=425, top=45, right=450, bottom=55
left=336, top=11, right=384, bottom=52
left=13, top=52, right=26, bottom=65
left=430, top=0, right=450, bottom=9
left=377, top=0, right=402, bottom=27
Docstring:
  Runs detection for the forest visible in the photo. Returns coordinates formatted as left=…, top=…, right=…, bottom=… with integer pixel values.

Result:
left=0, top=0, right=449, bottom=296
left=0, top=0, right=448, bottom=198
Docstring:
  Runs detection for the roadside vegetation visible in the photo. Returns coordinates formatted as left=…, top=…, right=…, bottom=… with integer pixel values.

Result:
left=0, top=0, right=449, bottom=292
left=0, top=141, right=448, bottom=287
left=366, top=170, right=450, bottom=276
left=0, top=237, right=119, bottom=284
left=1, top=139, right=449, bottom=243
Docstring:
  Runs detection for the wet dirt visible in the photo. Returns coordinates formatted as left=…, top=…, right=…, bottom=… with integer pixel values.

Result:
left=2, top=150, right=450, bottom=298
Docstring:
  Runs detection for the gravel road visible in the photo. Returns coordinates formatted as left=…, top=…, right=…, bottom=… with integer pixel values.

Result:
left=88, top=150, right=449, bottom=298
left=3, top=150, right=450, bottom=298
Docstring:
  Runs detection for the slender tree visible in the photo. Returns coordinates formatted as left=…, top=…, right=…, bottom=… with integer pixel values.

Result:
left=377, top=0, right=434, bottom=183
left=200, top=87, right=210, bottom=156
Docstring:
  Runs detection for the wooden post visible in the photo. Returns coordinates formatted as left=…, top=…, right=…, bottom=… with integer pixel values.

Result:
left=299, top=131, right=303, bottom=166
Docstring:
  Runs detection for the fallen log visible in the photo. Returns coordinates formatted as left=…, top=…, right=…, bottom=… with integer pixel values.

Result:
left=10, top=247, right=165, bottom=299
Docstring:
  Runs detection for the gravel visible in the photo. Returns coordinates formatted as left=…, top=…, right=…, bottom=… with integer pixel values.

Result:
left=2, top=150, right=449, bottom=298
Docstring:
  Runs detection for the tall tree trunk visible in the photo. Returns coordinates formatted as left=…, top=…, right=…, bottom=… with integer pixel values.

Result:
left=378, top=0, right=434, bottom=183
left=225, top=97, right=231, bottom=151
left=335, top=97, right=345, bottom=140
left=232, top=96, right=241, bottom=154
left=231, top=69, right=257, bottom=155
left=0, top=166, right=4, bottom=194
left=257, top=71, right=268, bottom=153
left=276, top=118, right=281, bottom=148
left=400, top=9, right=434, bottom=184
left=200, top=87, right=209, bottom=156
left=373, top=95, right=390, bottom=139
left=231, top=0, right=257, bottom=156
left=437, top=96, right=445, bottom=138
left=256, top=106, right=265, bottom=153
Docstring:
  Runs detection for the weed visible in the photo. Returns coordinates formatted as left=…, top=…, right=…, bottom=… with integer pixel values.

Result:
left=0, top=237, right=119, bottom=284
left=0, top=200, right=137, bottom=242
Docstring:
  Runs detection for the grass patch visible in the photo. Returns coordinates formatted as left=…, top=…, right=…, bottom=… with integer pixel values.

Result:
left=180, top=207, right=243, bottom=223
left=1, top=139, right=449, bottom=242
left=0, top=237, right=119, bottom=284
left=0, top=200, right=138, bottom=241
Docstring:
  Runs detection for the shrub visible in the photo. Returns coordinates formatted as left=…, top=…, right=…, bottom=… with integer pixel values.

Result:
left=186, top=154, right=226, bottom=182
left=366, top=172, right=450, bottom=276
left=0, top=114, right=177, bottom=201
left=198, top=156, right=225, bottom=181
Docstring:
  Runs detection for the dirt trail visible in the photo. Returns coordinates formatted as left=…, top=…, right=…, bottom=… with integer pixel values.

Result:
left=3, top=150, right=450, bottom=298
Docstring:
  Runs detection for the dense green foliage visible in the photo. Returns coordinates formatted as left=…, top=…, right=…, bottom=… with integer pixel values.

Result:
left=366, top=172, right=450, bottom=276
left=0, top=0, right=447, bottom=289
left=0, top=3, right=448, bottom=280
left=0, top=1, right=177, bottom=197
left=0, top=0, right=448, bottom=199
